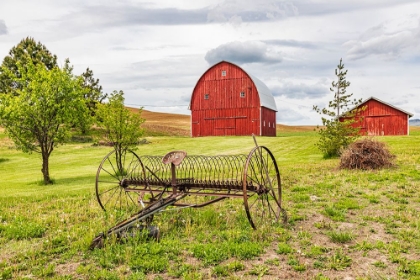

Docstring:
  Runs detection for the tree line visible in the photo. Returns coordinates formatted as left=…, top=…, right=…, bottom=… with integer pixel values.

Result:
left=0, top=37, right=144, bottom=185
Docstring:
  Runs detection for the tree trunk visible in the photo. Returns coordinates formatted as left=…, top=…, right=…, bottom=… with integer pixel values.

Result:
left=115, top=146, right=124, bottom=176
left=41, top=152, right=52, bottom=185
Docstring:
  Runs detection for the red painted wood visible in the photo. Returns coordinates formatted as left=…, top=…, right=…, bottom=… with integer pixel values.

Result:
left=190, top=61, right=276, bottom=137
left=261, top=107, right=276, bottom=136
left=340, top=99, right=409, bottom=136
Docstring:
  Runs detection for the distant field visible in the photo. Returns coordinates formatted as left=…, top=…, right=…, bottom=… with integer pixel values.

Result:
left=410, top=126, right=420, bottom=133
left=133, top=109, right=191, bottom=137
left=130, top=108, right=317, bottom=137
left=0, top=114, right=419, bottom=279
left=137, top=109, right=420, bottom=137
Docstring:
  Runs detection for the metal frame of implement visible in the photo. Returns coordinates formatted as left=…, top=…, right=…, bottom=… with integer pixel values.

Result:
left=90, top=136, right=287, bottom=249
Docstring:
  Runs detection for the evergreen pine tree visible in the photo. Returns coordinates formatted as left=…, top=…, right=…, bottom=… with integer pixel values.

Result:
left=313, top=58, right=364, bottom=158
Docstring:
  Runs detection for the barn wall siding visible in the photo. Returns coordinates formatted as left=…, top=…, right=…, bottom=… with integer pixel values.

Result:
left=341, top=99, right=410, bottom=136
left=261, top=107, right=276, bottom=136
left=190, top=61, right=276, bottom=137
left=191, top=108, right=260, bottom=136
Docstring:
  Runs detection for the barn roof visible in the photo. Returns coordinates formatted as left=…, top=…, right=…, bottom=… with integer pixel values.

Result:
left=247, top=72, right=278, bottom=112
left=191, top=61, right=277, bottom=112
left=348, top=96, right=413, bottom=118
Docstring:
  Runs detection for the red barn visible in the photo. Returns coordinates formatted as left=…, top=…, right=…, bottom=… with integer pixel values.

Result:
left=189, top=61, right=277, bottom=137
left=340, top=96, right=413, bottom=136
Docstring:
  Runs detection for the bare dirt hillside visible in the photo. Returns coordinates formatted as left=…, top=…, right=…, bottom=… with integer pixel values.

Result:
left=276, top=124, right=316, bottom=133
left=128, top=108, right=191, bottom=136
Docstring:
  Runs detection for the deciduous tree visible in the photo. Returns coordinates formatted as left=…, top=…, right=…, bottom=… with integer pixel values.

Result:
left=0, top=38, right=104, bottom=135
left=96, top=90, right=145, bottom=172
left=0, top=60, right=88, bottom=184
left=0, top=37, right=57, bottom=95
left=313, top=58, right=363, bottom=158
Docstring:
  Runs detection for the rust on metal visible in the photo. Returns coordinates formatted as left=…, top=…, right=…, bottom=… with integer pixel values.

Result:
left=162, top=151, right=187, bottom=166
left=91, top=137, right=287, bottom=249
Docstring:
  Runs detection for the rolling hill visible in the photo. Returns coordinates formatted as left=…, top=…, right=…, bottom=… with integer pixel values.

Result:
left=131, top=108, right=191, bottom=136
left=131, top=108, right=317, bottom=136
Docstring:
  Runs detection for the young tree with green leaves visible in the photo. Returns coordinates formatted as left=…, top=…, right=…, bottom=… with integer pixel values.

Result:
left=313, top=58, right=363, bottom=158
left=0, top=37, right=105, bottom=135
left=0, top=60, right=88, bottom=184
left=96, top=90, right=145, bottom=172
left=0, top=37, right=58, bottom=95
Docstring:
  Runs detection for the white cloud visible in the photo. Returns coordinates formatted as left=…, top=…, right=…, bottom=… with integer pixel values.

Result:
left=207, top=0, right=298, bottom=24
left=205, top=41, right=282, bottom=65
left=294, top=0, right=418, bottom=16
left=276, top=105, right=307, bottom=123
left=0, top=20, right=7, bottom=35
left=0, top=0, right=419, bottom=125
left=345, top=16, right=420, bottom=60
left=271, top=80, right=329, bottom=99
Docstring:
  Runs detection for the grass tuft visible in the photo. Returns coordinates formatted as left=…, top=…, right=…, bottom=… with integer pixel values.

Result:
left=327, top=230, right=354, bottom=243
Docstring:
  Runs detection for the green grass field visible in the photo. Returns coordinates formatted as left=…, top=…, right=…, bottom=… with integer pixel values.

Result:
left=0, top=126, right=419, bottom=279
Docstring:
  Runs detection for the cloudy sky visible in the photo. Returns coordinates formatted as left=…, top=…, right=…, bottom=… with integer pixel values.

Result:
left=0, top=0, right=419, bottom=125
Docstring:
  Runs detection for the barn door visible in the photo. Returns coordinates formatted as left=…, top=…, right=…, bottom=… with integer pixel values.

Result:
left=366, top=117, right=384, bottom=136
left=214, top=118, right=235, bottom=135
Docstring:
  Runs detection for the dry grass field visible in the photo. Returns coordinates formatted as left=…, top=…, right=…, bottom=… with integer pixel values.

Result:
left=130, top=109, right=191, bottom=137
left=131, top=108, right=317, bottom=137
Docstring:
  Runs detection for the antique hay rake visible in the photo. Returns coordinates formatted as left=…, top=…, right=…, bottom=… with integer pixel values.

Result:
left=90, top=136, right=287, bottom=249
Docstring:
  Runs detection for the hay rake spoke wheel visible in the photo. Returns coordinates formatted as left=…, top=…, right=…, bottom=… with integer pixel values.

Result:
left=243, top=146, right=284, bottom=229
left=95, top=150, right=152, bottom=218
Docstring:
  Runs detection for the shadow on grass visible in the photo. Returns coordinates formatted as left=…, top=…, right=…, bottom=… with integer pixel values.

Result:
left=26, top=175, right=95, bottom=189
left=0, top=158, right=10, bottom=163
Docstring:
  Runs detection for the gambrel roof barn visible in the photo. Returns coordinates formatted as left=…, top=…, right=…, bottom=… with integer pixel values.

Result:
left=189, top=61, right=277, bottom=137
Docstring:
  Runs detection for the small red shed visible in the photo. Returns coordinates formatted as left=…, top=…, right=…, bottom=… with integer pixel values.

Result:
left=189, top=61, right=277, bottom=137
left=340, top=96, right=413, bottom=136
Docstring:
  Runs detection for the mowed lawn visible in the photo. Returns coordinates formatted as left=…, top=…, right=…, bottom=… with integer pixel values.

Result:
left=0, top=126, right=419, bottom=279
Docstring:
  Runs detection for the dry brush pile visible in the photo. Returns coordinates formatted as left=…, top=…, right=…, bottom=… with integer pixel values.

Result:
left=340, top=138, right=396, bottom=170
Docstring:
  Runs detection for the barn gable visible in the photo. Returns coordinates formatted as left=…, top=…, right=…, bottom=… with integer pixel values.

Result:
left=189, top=61, right=277, bottom=137
left=340, top=96, right=413, bottom=136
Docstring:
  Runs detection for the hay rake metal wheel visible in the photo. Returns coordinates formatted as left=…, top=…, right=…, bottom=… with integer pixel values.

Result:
left=95, top=149, right=154, bottom=218
left=91, top=136, right=288, bottom=249
left=243, top=146, right=285, bottom=229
